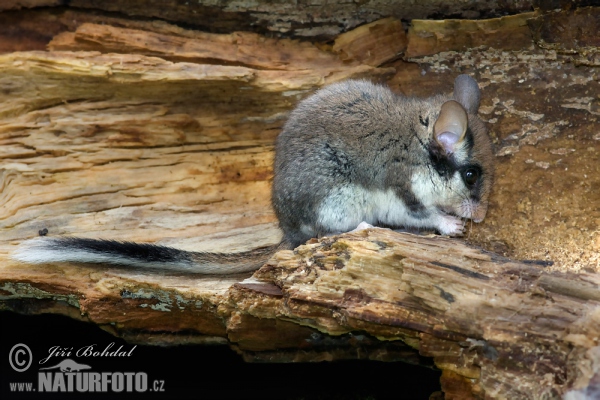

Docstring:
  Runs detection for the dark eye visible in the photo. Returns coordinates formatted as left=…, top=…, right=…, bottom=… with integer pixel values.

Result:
left=419, top=115, right=429, bottom=127
left=463, top=168, right=479, bottom=186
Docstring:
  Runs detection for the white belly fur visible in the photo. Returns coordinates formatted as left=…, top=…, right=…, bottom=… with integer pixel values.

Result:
left=317, top=185, right=427, bottom=234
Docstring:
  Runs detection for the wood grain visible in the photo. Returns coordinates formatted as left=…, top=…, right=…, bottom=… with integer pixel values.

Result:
left=1, top=6, right=599, bottom=399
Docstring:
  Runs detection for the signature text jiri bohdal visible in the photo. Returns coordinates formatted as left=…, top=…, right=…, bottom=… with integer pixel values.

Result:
left=40, top=343, right=137, bottom=364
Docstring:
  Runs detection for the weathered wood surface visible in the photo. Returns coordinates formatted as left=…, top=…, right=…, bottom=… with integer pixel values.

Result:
left=2, top=229, right=599, bottom=399
left=406, top=12, right=536, bottom=58
left=1, top=0, right=536, bottom=40
left=0, top=22, right=392, bottom=258
left=2, top=8, right=596, bottom=274
left=1, top=4, right=600, bottom=399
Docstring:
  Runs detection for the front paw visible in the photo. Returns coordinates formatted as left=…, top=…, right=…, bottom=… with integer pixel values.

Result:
left=437, top=214, right=465, bottom=236
left=350, top=221, right=376, bottom=232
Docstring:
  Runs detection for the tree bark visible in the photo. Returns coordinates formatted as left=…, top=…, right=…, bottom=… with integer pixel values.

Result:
left=1, top=0, right=536, bottom=40
left=1, top=3, right=600, bottom=399
left=2, top=229, right=599, bottom=399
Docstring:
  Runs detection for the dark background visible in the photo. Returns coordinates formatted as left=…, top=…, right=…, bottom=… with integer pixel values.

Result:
left=1, top=312, right=441, bottom=400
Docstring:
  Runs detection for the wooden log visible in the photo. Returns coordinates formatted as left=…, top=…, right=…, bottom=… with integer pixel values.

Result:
left=1, top=5, right=600, bottom=399
left=2, top=229, right=599, bottom=398
left=0, top=23, right=392, bottom=254
left=332, top=17, right=406, bottom=66
left=47, top=23, right=351, bottom=71
left=406, top=12, right=536, bottom=58
left=0, top=1, right=536, bottom=40
left=528, top=7, right=600, bottom=67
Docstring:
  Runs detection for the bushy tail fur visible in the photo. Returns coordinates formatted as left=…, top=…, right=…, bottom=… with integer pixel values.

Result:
left=12, top=237, right=288, bottom=274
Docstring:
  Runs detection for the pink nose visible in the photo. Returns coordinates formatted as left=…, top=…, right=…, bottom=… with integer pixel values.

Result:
left=472, top=205, right=488, bottom=223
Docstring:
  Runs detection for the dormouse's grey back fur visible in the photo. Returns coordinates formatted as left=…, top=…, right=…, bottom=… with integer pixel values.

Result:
left=273, top=74, right=493, bottom=247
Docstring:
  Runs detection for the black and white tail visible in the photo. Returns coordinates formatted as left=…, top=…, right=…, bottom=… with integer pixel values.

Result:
left=12, top=237, right=284, bottom=274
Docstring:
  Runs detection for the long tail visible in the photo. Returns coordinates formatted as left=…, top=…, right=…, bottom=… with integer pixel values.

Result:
left=12, top=237, right=287, bottom=274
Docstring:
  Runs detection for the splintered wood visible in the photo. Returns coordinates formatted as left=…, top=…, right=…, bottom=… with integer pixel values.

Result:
left=0, top=23, right=392, bottom=256
left=1, top=228, right=599, bottom=399
left=0, top=7, right=599, bottom=400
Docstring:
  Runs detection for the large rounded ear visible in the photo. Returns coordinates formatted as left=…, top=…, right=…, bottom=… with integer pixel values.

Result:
left=434, top=100, right=468, bottom=154
left=453, top=74, right=480, bottom=114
